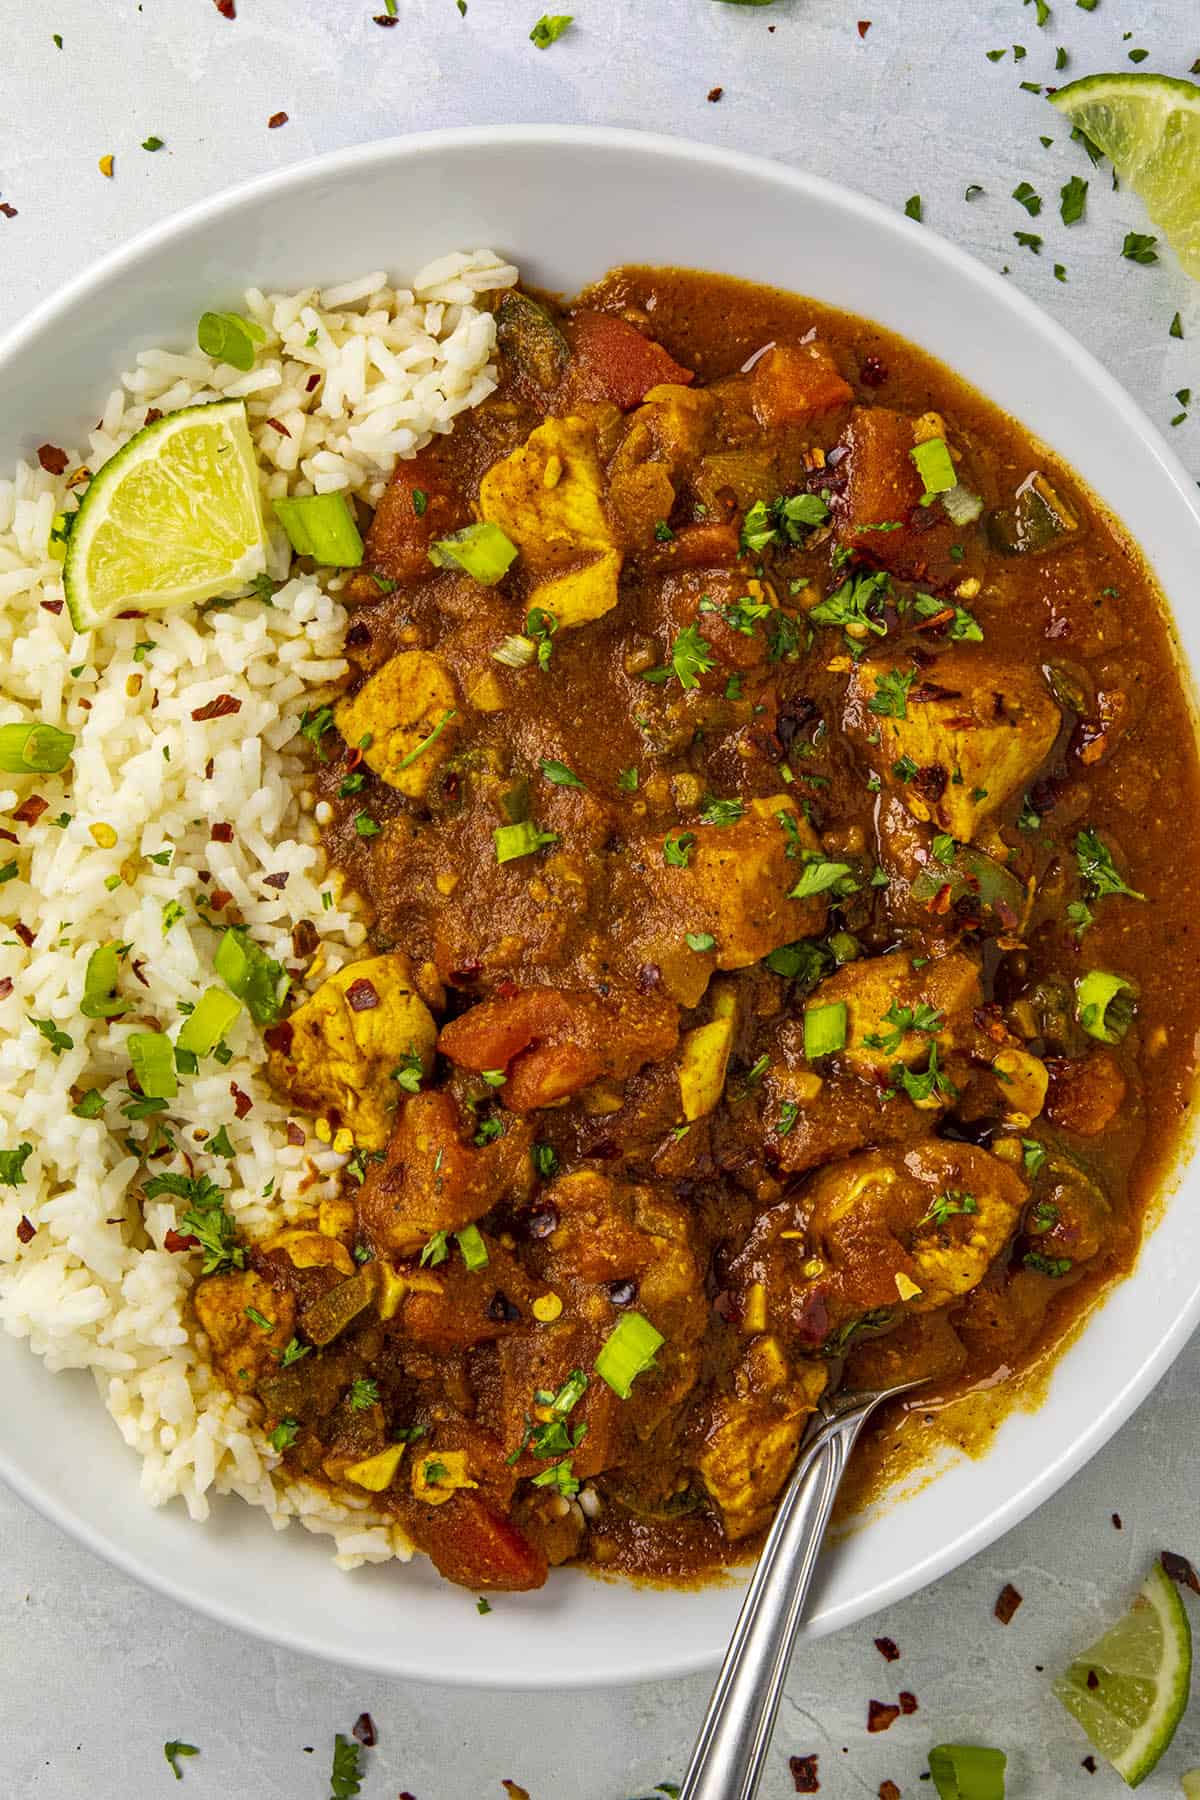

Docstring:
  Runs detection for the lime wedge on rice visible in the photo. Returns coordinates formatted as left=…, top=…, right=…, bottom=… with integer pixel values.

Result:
left=1051, top=74, right=1200, bottom=279
left=63, top=399, right=269, bottom=630
left=1052, top=1558, right=1192, bottom=1787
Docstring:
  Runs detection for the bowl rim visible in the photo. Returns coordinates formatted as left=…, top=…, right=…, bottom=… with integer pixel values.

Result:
left=3, top=122, right=1200, bottom=1687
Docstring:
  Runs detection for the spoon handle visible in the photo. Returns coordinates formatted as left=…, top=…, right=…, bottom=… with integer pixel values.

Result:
left=677, top=1397, right=878, bottom=1800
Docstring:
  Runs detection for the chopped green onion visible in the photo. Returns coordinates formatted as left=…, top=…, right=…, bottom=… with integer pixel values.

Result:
left=942, top=483, right=983, bottom=526
left=1075, top=970, right=1137, bottom=1044
left=456, top=1223, right=489, bottom=1272
left=928, top=1743, right=1007, bottom=1799
left=397, top=708, right=458, bottom=770
left=176, top=986, right=243, bottom=1057
left=214, top=927, right=288, bottom=1025
left=196, top=310, right=266, bottom=373
left=911, top=437, right=957, bottom=497
left=595, top=1311, right=664, bottom=1399
left=0, top=720, right=75, bottom=775
left=492, top=635, right=536, bottom=669
left=127, top=1030, right=178, bottom=1101
left=494, top=820, right=559, bottom=864
left=80, top=943, right=131, bottom=1020
left=273, top=493, right=364, bottom=568
left=427, top=521, right=518, bottom=585
left=804, top=1001, right=848, bottom=1060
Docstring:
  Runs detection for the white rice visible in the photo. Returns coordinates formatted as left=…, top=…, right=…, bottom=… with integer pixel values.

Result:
left=0, top=248, right=518, bottom=1567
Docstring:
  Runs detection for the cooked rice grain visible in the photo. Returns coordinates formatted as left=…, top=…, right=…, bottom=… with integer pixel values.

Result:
left=0, top=249, right=516, bottom=1566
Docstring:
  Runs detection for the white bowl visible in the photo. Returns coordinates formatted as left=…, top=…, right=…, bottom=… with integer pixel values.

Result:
left=2, top=126, right=1198, bottom=1689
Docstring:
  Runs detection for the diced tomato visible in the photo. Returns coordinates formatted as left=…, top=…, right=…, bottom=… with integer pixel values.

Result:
left=750, top=342, right=853, bottom=428
left=438, top=990, right=574, bottom=1072
left=566, top=311, right=694, bottom=410
left=358, top=451, right=465, bottom=586
left=414, top=1493, right=549, bottom=1591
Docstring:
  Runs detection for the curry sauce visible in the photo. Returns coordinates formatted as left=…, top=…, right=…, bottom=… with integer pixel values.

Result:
left=195, top=268, right=1200, bottom=1592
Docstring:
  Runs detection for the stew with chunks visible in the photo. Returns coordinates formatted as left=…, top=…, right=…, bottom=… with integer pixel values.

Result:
left=196, top=267, right=1200, bottom=1592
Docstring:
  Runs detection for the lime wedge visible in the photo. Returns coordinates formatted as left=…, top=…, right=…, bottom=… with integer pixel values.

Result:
left=1052, top=1560, right=1192, bottom=1787
left=63, top=399, right=269, bottom=630
left=1051, top=74, right=1200, bottom=279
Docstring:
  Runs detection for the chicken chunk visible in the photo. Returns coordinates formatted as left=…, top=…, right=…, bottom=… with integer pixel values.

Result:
left=807, top=950, right=983, bottom=1081
left=698, top=1343, right=828, bottom=1540
left=621, top=796, right=829, bottom=1006
left=267, top=952, right=437, bottom=1150
left=357, top=1089, right=533, bottom=1255
left=335, top=650, right=461, bottom=800
left=845, top=649, right=1060, bottom=841
left=438, top=985, right=679, bottom=1111
left=478, top=414, right=621, bottom=627
left=729, top=1141, right=1027, bottom=1351
left=193, top=1268, right=295, bottom=1393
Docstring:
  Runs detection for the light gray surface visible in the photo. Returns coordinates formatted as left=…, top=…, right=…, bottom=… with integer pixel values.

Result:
left=2, top=2, right=1199, bottom=1795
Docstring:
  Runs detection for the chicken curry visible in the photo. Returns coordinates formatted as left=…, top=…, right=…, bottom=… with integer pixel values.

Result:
left=194, top=267, right=1200, bottom=1593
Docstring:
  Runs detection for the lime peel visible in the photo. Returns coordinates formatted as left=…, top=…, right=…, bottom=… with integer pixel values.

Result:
left=1050, top=74, right=1200, bottom=279
left=1052, top=1558, right=1192, bottom=1787
left=63, top=399, right=269, bottom=630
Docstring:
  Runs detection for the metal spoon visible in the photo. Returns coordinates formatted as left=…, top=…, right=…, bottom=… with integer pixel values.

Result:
left=678, top=1374, right=929, bottom=1800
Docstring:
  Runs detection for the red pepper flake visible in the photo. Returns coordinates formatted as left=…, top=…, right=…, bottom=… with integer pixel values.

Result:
left=913, top=605, right=956, bottom=632
left=1086, top=1668, right=1099, bottom=1690
left=131, top=959, right=150, bottom=989
left=14, top=923, right=35, bottom=948
left=501, top=1786, right=530, bottom=1800
left=211, top=822, right=234, bottom=843
left=145, top=407, right=163, bottom=425
left=857, top=19, right=872, bottom=36
left=230, top=1081, right=253, bottom=1119
left=16, top=1216, right=35, bottom=1245
left=0, top=829, right=18, bottom=846
left=267, top=111, right=289, bottom=129
left=867, top=1701, right=900, bottom=1734
left=879, top=1786, right=900, bottom=1800
left=286, top=1120, right=306, bottom=1147
left=305, top=372, right=321, bottom=392
left=116, top=609, right=147, bottom=620
left=789, top=1755, right=820, bottom=1793
left=898, top=1690, right=917, bottom=1715
left=291, top=919, right=318, bottom=959
left=1081, top=1755, right=1097, bottom=1773
left=213, top=0, right=235, bottom=15
left=874, top=1636, right=900, bottom=1662
left=40, top=599, right=65, bottom=615
left=0, top=203, right=17, bottom=220
left=191, top=694, right=242, bottom=722
left=707, top=86, right=724, bottom=102
left=496, top=978, right=519, bottom=1000
left=1111, top=1512, right=1123, bottom=1529
left=344, top=746, right=365, bottom=772
left=262, top=872, right=289, bottom=890
left=263, top=1021, right=294, bottom=1056
left=1161, top=1549, right=1200, bottom=1595
left=12, top=795, right=48, bottom=826
left=265, top=417, right=291, bottom=438
left=209, top=887, right=233, bottom=911
left=351, top=1714, right=376, bottom=1748
left=204, top=757, right=215, bottom=780
left=994, top=1582, right=1023, bottom=1624
left=164, top=1227, right=199, bottom=1253
left=37, top=444, right=69, bottom=475
left=345, top=978, right=379, bottom=1012
left=0, top=977, right=12, bottom=1000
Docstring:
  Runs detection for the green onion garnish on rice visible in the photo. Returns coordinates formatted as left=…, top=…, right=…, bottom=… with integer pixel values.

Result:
left=273, top=492, right=364, bottom=567
left=127, top=1030, right=178, bottom=1102
left=0, top=720, right=75, bottom=775
left=175, top=986, right=243, bottom=1057
left=196, top=309, right=267, bottom=374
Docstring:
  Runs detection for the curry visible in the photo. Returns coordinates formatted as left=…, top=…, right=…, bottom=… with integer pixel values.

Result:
left=194, top=267, right=1200, bottom=1593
